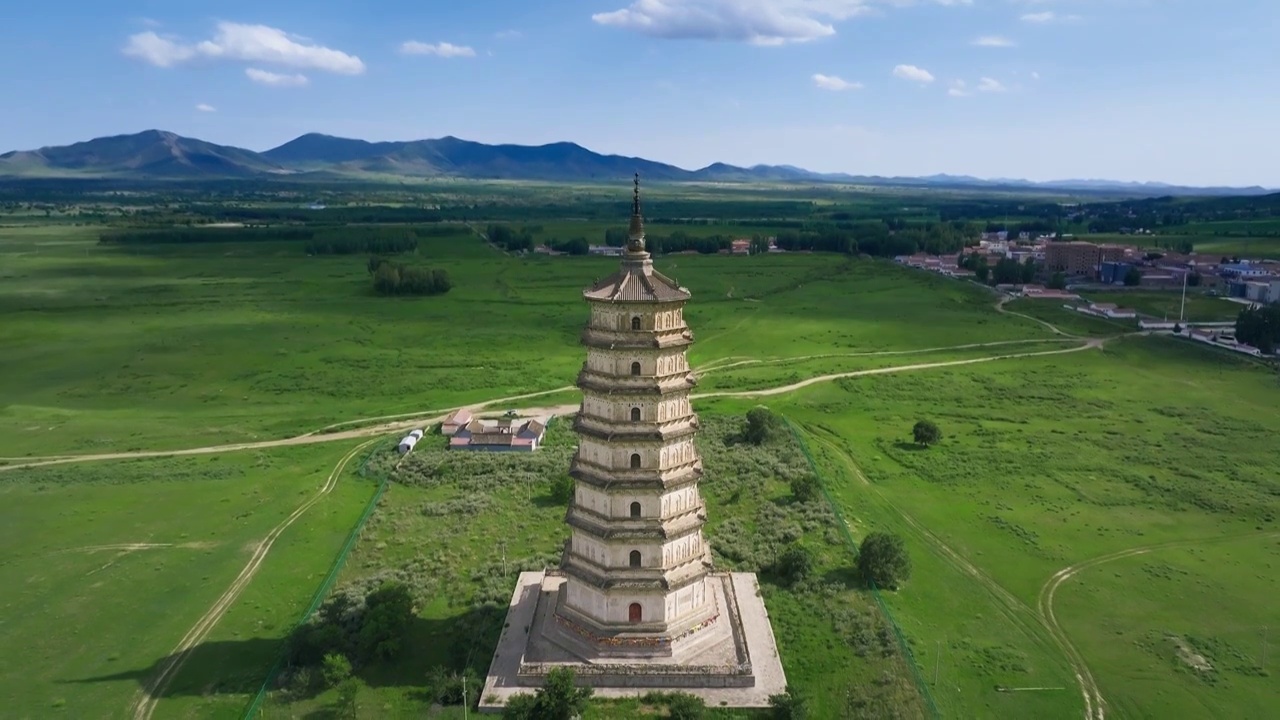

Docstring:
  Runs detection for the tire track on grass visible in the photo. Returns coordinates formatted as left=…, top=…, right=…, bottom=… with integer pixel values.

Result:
left=128, top=438, right=378, bottom=720
left=1036, top=530, right=1280, bottom=720
left=808, top=427, right=1100, bottom=717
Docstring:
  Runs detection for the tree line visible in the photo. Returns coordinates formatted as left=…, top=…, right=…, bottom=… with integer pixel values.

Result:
left=1235, top=304, right=1280, bottom=354
left=368, top=257, right=452, bottom=296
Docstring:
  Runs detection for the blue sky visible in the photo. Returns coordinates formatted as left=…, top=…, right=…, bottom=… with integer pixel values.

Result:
left=2, top=0, right=1277, bottom=186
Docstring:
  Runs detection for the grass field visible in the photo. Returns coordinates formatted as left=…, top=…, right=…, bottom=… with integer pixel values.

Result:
left=0, top=442, right=380, bottom=720
left=1077, top=290, right=1244, bottom=322
left=5, top=207, right=1280, bottom=720
left=773, top=337, right=1280, bottom=719
left=0, top=224, right=1048, bottom=457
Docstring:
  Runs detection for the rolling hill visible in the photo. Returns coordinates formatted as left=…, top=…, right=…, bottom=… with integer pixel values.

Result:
left=0, top=129, right=1271, bottom=195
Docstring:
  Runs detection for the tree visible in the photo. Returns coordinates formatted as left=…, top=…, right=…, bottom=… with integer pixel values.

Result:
left=335, top=677, right=360, bottom=719
left=356, top=581, right=415, bottom=663
left=773, top=544, right=814, bottom=587
left=1047, top=271, right=1067, bottom=290
left=1187, top=271, right=1202, bottom=287
left=321, top=652, right=352, bottom=688
left=1173, top=323, right=1183, bottom=334
left=912, top=419, right=941, bottom=447
left=502, top=694, right=539, bottom=720
left=743, top=407, right=782, bottom=445
left=665, top=692, right=706, bottom=720
left=549, top=475, right=574, bottom=505
left=974, top=264, right=990, bottom=283
left=1123, top=266, right=1143, bottom=287
left=789, top=474, right=821, bottom=503
left=526, top=667, right=593, bottom=719
left=768, top=688, right=809, bottom=720
left=858, top=532, right=911, bottom=590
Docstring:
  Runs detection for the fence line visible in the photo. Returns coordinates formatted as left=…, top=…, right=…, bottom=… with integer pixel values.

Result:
left=782, top=417, right=941, bottom=720
left=241, top=439, right=392, bottom=720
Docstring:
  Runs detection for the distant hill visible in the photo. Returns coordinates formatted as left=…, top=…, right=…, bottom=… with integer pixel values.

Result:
left=0, top=129, right=1272, bottom=196
left=0, top=130, right=284, bottom=178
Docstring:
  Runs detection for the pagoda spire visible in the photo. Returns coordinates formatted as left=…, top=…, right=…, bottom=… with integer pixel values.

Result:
left=627, top=173, right=645, bottom=251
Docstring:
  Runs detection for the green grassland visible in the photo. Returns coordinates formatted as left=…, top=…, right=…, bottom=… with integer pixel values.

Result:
left=0, top=443, right=379, bottom=720
left=0, top=224, right=1047, bottom=457
left=772, top=337, right=1280, bottom=719
left=1076, top=290, right=1244, bottom=322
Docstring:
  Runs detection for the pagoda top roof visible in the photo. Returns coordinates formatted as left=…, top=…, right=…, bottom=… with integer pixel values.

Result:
left=583, top=253, right=691, bottom=303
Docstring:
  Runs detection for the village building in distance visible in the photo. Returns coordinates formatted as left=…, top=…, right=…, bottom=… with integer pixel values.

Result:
left=480, top=178, right=787, bottom=710
left=439, top=409, right=548, bottom=452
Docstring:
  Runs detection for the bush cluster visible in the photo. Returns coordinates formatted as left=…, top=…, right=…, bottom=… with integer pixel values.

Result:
left=367, top=257, right=452, bottom=296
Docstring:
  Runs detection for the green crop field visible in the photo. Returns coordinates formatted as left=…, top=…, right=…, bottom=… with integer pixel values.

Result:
left=4, top=183, right=1279, bottom=720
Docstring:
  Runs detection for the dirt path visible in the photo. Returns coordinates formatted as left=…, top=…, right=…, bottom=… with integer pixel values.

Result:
left=996, top=295, right=1080, bottom=338
left=128, top=438, right=379, bottom=720
left=698, top=338, right=1075, bottom=376
left=1036, top=530, right=1280, bottom=720
left=695, top=339, right=1100, bottom=399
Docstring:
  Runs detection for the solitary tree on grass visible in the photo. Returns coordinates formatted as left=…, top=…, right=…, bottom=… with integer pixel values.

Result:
left=912, top=419, right=941, bottom=447
left=858, top=532, right=911, bottom=590
left=744, top=406, right=782, bottom=445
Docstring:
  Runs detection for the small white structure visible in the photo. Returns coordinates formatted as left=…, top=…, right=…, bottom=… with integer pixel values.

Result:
left=397, top=433, right=420, bottom=455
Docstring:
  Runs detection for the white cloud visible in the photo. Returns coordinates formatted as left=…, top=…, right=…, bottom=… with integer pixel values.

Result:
left=494, top=30, right=523, bottom=40
left=972, top=35, right=1014, bottom=47
left=977, top=77, right=1007, bottom=93
left=1031, top=70, right=1041, bottom=80
left=197, top=23, right=364, bottom=74
left=1021, top=11, right=1078, bottom=24
left=122, top=32, right=196, bottom=67
left=948, top=80, right=971, bottom=97
left=195, top=103, right=217, bottom=112
left=591, top=0, right=877, bottom=45
left=245, top=68, right=309, bottom=87
left=893, top=64, right=935, bottom=84
left=122, top=22, right=364, bottom=75
left=812, top=73, right=862, bottom=91
left=399, top=41, right=477, bottom=58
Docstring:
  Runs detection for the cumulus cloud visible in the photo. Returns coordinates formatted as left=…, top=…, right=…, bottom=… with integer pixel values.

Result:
left=494, top=29, right=523, bottom=40
left=591, top=0, right=876, bottom=45
left=245, top=68, right=309, bottom=87
left=123, top=22, right=364, bottom=75
left=195, top=103, right=217, bottom=112
left=948, top=80, right=971, bottom=97
left=123, top=32, right=197, bottom=67
left=399, top=41, right=477, bottom=58
left=812, top=73, right=862, bottom=91
left=893, top=64, right=935, bottom=84
left=977, top=77, right=1007, bottom=93
left=972, top=35, right=1014, bottom=47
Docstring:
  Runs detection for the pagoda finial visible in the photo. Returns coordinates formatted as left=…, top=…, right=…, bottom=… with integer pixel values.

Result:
left=627, top=173, right=645, bottom=251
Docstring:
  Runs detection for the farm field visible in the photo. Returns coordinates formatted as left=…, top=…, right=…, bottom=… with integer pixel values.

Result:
left=0, top=442, right=380, bottom=720
left=771, top=337, right=1280, bottom=719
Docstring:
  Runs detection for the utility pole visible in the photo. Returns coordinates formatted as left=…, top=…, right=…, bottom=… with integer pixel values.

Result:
left=463, top=673, right=469, bottom=720
left=1179, top=267, right=1189, bottom=324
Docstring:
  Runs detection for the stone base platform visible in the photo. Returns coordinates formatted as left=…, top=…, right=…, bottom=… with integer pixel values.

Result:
left=479, top=571, right=787, bottom=712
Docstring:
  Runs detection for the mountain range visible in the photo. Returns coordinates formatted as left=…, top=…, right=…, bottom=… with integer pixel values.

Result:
left=0, top=129, right=1270, bottom=196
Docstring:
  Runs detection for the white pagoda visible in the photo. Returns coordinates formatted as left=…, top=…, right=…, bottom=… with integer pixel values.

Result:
left=481, top=177, right=786, bottom=707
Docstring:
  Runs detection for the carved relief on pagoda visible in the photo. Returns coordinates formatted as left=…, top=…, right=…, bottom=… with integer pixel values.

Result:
left=660, top=534, right=703, bottom=565
left=662, top=579, right=707, bottom=620
left=660, top=486, right=700, bottom=516
left=584, top=348, right=687, bottom=378
left=656, top=397, right=693, bottom=422
left=658, top=439, right=697, bottom=469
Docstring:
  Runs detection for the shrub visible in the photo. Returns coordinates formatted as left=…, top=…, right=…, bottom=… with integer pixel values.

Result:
left=790, top=474, right=821, bottom=503
left=665, top=692, right=706, bottom=719
left=773, top=544, right=815, bottom=587
left=744, top=407, right=782, bottom=445
left=321, top=653, right=351, bottom=688
left=549, top=475, right=574, bottom=505
left=858, top=532, right=912, bottom=590
left=768, top=688, right=808, bottom=719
